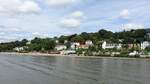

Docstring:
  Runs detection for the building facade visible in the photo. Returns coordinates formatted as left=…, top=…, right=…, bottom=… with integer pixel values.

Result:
left=102, top=41, right=122, bottom=49
left=71, top=42, right=80, bottom=49
left=141, top=41, right=150, bottom=50
left=55, top=45, right=67, bottom=51
left=85, top=40, right=93, bottom=46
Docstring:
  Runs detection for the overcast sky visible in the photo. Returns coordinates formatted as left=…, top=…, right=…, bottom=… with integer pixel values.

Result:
left=0, top=0, right=149, bottom=42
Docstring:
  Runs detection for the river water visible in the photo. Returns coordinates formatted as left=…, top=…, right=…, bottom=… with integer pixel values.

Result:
left=0, top=54, right=150, bottom=84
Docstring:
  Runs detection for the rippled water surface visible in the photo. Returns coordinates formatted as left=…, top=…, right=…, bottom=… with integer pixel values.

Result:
left=0, top=54, right=150, bottom=84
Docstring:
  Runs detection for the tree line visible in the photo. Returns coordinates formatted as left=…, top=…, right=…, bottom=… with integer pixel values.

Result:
left=0, top=28, right=149, bottom=52
left=58, top=29, right=148, bottom=44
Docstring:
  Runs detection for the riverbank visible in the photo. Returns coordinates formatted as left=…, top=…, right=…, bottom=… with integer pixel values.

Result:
left=0, top=52, right=75, bottom=57
left=0, top=52, right=149, bottom=60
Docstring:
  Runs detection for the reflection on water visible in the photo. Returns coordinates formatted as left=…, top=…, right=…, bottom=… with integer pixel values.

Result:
left=0, top=54, right=150, bottom=84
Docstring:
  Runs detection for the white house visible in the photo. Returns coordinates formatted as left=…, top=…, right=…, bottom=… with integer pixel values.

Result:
left=102, top=41, right=122, bottom=49
left=55, top=45, right=67, bottom=51
left=55, top=40, right=59, bottom=44
left=141, top=41, right=150, bottom=50
left=64, top=40, right=68, bottom=44
left=26, top=41, right=31, bottom=45
left=71, top=42, right=80, bottom=49
left=85, top=40, right=93, bottom=46
left=13, top=47, right=24, bottom=52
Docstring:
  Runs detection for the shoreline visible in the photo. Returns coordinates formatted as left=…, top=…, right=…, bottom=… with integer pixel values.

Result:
left=0, top=52, right=149, bottom=60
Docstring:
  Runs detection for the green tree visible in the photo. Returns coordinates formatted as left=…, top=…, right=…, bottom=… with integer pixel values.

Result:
left=71, top=35, right=85, bottom=43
